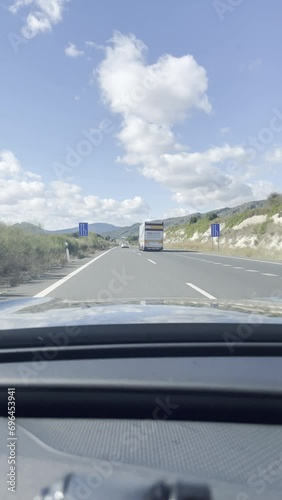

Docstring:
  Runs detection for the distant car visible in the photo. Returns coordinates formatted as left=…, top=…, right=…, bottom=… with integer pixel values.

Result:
left=121, top=242, right=129, bottom=248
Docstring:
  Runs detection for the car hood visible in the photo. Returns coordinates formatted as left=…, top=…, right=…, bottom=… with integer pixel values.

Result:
left=0, top=297, right=282, bottom=329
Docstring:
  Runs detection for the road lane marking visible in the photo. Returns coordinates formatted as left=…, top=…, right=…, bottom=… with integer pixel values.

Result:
left=177, top=254, right=223, bottom=266
left=33, top=247, right=116, bottom=298
left=147, top=259, right=157, bottom=265
left=246, top=269, right=259, bottom=272
left=261, top=273, right=279, bottom=277
left=186, top=283, right=217, bottom=300
left=222, top=264, right=232, bottom=267
left=197, top=252, right=282, bottom=266
left=138, top=253, right=142, bottom=255
left=234, top=266, right=244, bottom=270
left=175, top=251, right=282, bottom=267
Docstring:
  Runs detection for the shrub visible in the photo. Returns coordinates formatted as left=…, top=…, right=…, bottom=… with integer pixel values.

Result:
left=267, top=192, right=282, bottom=204
left=207, top=212, right=218, bottom=221
left=0, top=224, right=111, bottom=286
left=190, top=216, right=199, bottom=224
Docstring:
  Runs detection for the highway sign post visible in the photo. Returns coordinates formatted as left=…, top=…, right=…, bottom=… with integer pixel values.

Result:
left=79, top=222, right=89, bottom=237
left=211, top=223, right=220, bottom=252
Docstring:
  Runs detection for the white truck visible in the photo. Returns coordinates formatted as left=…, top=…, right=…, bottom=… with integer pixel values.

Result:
left=139, top=222, right=164, bottom=251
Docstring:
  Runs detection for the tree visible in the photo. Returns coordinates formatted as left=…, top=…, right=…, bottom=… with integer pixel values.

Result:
left=190, top=216, right=199, bottom=224
left=207, top=212, right=218, bottom=221
left=128, top=235, right=138, bottom=244
left=267, top=192, right=281, bottom=205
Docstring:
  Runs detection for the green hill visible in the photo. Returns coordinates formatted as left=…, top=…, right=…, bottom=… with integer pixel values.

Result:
left=165, top=194, right=282, bottom=260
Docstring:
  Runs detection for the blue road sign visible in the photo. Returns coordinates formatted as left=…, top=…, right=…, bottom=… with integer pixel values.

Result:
left=79, top=222, right=89, bottom=237
left=211, top=223, right=220, bottom=238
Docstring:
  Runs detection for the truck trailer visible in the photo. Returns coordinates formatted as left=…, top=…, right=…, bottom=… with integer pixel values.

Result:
left=139, top=222, right=164, bottom=251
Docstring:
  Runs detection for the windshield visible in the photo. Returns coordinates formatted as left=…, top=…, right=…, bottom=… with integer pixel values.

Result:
left=1, top=0, right=282, bottom=316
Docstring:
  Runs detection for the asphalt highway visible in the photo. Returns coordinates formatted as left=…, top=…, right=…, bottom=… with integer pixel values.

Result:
left=6, top=246, right=281, bottom=302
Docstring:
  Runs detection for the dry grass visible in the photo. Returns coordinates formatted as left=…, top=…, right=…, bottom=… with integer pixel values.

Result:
left=0, top=224, right=111, bottom=287
left=164, top=195, right=282, bottom=262
left=164, top=240, right=282, bottom=261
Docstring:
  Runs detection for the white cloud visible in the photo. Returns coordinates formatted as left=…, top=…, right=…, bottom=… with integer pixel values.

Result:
left=26, top=171, right=42, bottom=179
left=96, top=31, right=211, bottom=127
left=74, top=95, right=80, bottom=101
left=163, top=208, right=191, bottom=219
left=8, top=0, right=69, bottom=39
left=251, top=180, right=275, bottom=200
left=0, top=150, right=22, bottom=176
left=265, top=147, right=282, bottom=163
left=247, top=58, right=262, bottom=72
left=116, top=117, right=181, bottom=166
left=96, top=33, right=274, bottom=212
left=220, top=127, right=230, bottom=135
left=0, top=179, right=45, bottom=204
left=0, top=150, right=150, bottom=229
left=65, top=42, right=84, bottom=58
left=8, top=0, right=33, bottom=14
left=85, top=40, right=104, bottom=50
left=151, top=145, right=262, bottom=211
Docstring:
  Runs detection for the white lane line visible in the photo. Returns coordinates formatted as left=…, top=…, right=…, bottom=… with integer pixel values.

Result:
left=222, top=264, right=232, bottom=267
left=34, top=247, right=116, bottom=298
left=234, top=266, right=244, bottom=270
left=261, top=273, right=279, bottom=277
left=246, top=270, right=259, bottom=273
left=147, top=259, right=157, bottom=265
left=196, top=252, right=282, bottom=266
left=176, top=251, right=282, bottom=267
left=186, top=283, right=217, bottom=300
left=138, top=253, right=142, bottom=256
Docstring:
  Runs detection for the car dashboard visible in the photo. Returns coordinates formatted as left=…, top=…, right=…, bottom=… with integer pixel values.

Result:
left=0, top=320, right=282, bottom=499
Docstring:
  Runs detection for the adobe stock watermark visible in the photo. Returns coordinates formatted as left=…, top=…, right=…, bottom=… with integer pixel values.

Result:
left=57, top=396, right=179, bottom=499
left=16, top=324, right=82, bottom=382
left=115, top=65, right=164, bottom=116
left=236, top=451, right=282, bottom=499
left=241, top=107, right=282, bottom=161
left=213, top=0, right=244, bottom=21
left=95, top=267, right=135, bottom=301
left=52, top=119, right=116, bottom=182
left=17, top=266, right=135, bottom=382
left=223, top=288, right=282, bottom=354
left=111, top=396, right=180, bottom=456
left=7, top=31, right=28, bottom=54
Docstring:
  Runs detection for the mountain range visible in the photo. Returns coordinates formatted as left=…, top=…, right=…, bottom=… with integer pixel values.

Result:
left=12, top=199, right=267, bottom=238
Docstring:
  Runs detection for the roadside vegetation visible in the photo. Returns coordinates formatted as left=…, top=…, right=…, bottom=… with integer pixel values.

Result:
left=0, top=224, right=111, bottom=287
left=127, top=235, right=138, bottom=244
left=165, top=193, right=282, bottom=261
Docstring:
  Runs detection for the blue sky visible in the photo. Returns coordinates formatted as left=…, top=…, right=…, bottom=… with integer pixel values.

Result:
left=0, top=0, right=282, bottom=229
